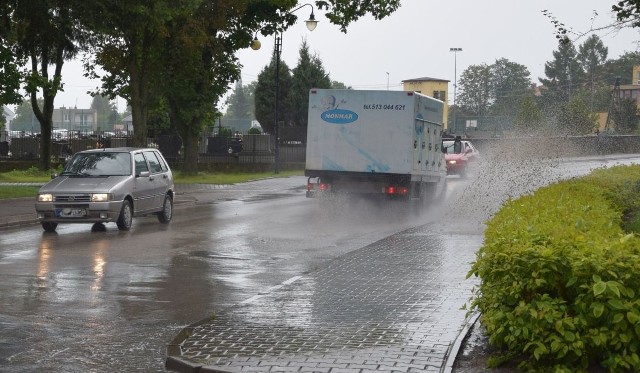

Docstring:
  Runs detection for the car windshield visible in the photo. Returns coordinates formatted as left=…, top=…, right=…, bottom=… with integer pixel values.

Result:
left=62, top=152, right=132, bottom=176
left=443, top=141, right=462, bottom=154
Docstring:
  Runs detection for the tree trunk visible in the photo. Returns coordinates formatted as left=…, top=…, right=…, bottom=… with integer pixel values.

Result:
left=181, top=130, right=199, bottom=175
left=129, top=61, right=148, bottom=147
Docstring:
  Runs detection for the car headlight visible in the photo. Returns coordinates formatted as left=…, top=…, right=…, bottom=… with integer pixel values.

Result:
left=38, top=194, right=53, bottom=202
left=91, top=193, right=110, bottom=202
left=448, top=160, right=457, bottom=165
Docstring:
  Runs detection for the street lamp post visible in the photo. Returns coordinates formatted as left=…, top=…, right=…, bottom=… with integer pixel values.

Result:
left=449, top=47, right=462, bottom=135
left=252, top=4, right=318, bottom=174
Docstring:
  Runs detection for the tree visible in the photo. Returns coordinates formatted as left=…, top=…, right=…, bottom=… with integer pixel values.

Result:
left=289, top=39, right=332, bottom=129
left=556, top=96, right=598, bottom=135
left=254, top=54, right=292, bottom=135
left=457, top=64, right=493, bottom=117
left=223, top=79, right=254, bottom=132
left=602, top=51, right=640, bottom=85
left=577, top=34, right=608, bottom=110
left=0, top=109, right=6, bottom=131
left=613, top=1, right=640, bottom=27
left=9, top=98, right=43, bottom=132
left=80, top=0, right=401, bottom=174
left=539, top=41, right=585, bottom=105
left=514, top=96, right=543, bottom=132
left=490, top=58, right=532, bottom=117
left=79, top=0, right=172, bottom=148
left=0, top=45, right=24, bottom=107
left=90, top=95, right=118, bottom=131
left=611, top=97, right=640, bottom=133
left=331, top=80, right=349, bottom=89
left=1, top=0, right=83, bottom=170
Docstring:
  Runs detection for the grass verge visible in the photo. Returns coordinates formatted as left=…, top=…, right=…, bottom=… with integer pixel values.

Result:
left=0, top=167, right=304, bottom=200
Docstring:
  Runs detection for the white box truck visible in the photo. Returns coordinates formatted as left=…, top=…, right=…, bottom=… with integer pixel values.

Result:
left=305, top=89, right=447, bottom=204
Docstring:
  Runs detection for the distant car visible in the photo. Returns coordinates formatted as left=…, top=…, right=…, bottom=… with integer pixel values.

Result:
left=35, top=147, right=174, bottom=232
left=443, top=139, right=480, bottom=177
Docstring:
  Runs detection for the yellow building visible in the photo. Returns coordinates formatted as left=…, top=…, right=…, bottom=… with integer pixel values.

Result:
left=401, top=77, right=450, bottom=131
left=599, top=65, right=640, bottom=132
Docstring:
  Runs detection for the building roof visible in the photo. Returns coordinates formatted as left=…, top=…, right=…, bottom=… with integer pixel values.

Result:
left=402, top=77, right=450, bottom=83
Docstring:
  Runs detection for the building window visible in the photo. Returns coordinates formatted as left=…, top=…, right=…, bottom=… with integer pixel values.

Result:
left=433, top=91, right=439, bottom=100
left=440, top=91, right=446, bottom=101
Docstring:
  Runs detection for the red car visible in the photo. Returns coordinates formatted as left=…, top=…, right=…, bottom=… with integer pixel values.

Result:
left=443, top=139, right=480, bottom=177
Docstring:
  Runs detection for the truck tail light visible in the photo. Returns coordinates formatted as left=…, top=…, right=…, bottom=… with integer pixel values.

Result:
left=385, top=186, right=408, bottom=195
left=308, top=181, right=330, bottom=192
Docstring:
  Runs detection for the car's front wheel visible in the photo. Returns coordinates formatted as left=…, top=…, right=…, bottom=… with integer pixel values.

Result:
left=116, top=200, right=133, bottom=231
left=41, top=222, right=58, bottom=232
left=157, top=194, right=173, bottom=224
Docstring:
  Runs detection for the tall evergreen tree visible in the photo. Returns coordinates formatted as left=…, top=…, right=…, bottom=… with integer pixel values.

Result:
left=254, top=53, right=292, bottom=135
left=224, top=79, right=253, bottom=131
left=539, top=41, right=585, bottom=104
left=289, top=39, right=332, bottom=129
left=577, top=35, right=608, bottom=111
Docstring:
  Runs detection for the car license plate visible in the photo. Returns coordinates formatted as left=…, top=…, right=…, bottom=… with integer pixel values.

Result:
left=56, top=208, right=87, bottom=218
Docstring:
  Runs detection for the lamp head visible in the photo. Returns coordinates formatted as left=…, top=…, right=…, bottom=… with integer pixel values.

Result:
left=305, top=10, right=318, bottom=31
left=250, top=36, right=261, bottom=50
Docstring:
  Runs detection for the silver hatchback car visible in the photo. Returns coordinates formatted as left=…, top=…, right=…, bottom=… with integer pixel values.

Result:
left=35, top=147, right=175, bottom=232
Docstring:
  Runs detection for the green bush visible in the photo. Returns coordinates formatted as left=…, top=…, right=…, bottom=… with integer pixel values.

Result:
left=248, top=127, right=262, bottom=135
left=218, top=127, right=233, bottom=138
left=468, top=165, right=640, bottom=372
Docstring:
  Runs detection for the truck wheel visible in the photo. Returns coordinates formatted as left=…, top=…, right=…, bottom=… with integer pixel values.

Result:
left=42, top=222, right=58, bottom=232
left=116, top=200, right=133, bottom=231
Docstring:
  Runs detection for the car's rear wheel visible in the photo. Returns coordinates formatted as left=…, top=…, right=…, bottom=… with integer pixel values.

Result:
left=116, top=200, right=133, bottom=231
left=41, top=222, right=58, bottom=232
left=157, top=194, right=173, bottom=224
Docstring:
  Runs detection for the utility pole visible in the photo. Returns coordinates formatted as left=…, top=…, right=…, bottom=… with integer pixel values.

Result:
left=604, top=76, right=621, bottom=133
left=449, top=48, right=462, bottom=134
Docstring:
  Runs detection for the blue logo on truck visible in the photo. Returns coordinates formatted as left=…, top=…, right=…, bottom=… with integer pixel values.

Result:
left=321, top=109, right=358, bottom=124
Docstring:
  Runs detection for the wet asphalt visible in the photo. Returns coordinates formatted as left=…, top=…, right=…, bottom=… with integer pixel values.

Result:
left=0, top=177, right=483, bottom=373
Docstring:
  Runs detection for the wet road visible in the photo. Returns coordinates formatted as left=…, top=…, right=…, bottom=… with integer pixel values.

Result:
left=1, top=154, right=639, bottom=373
left=0, top=177, right=451, bottom=372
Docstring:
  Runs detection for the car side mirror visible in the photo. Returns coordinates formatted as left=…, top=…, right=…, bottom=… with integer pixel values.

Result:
left=137, top=171, right=150, bottom=178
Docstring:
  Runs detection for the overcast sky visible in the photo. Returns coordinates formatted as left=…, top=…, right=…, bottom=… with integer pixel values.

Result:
left=54, top=0, right=640, bottom=113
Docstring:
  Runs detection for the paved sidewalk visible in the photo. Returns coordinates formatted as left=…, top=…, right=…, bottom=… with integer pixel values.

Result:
left=166, top=227, right=482, bottom=373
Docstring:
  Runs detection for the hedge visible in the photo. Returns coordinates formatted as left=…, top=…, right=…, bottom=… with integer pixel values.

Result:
left=468, top=164, right=640, bottom=372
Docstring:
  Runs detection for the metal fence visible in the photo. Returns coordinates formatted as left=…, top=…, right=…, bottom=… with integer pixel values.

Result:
left=0, top=130, right=306, bottom=167
left=3, top=129, right=638, bottom=169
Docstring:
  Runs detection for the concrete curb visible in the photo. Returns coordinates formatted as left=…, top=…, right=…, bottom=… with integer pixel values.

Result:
left=442, top=311, right=481, bottom=373
left=166, top=316, right=240, bottom=373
